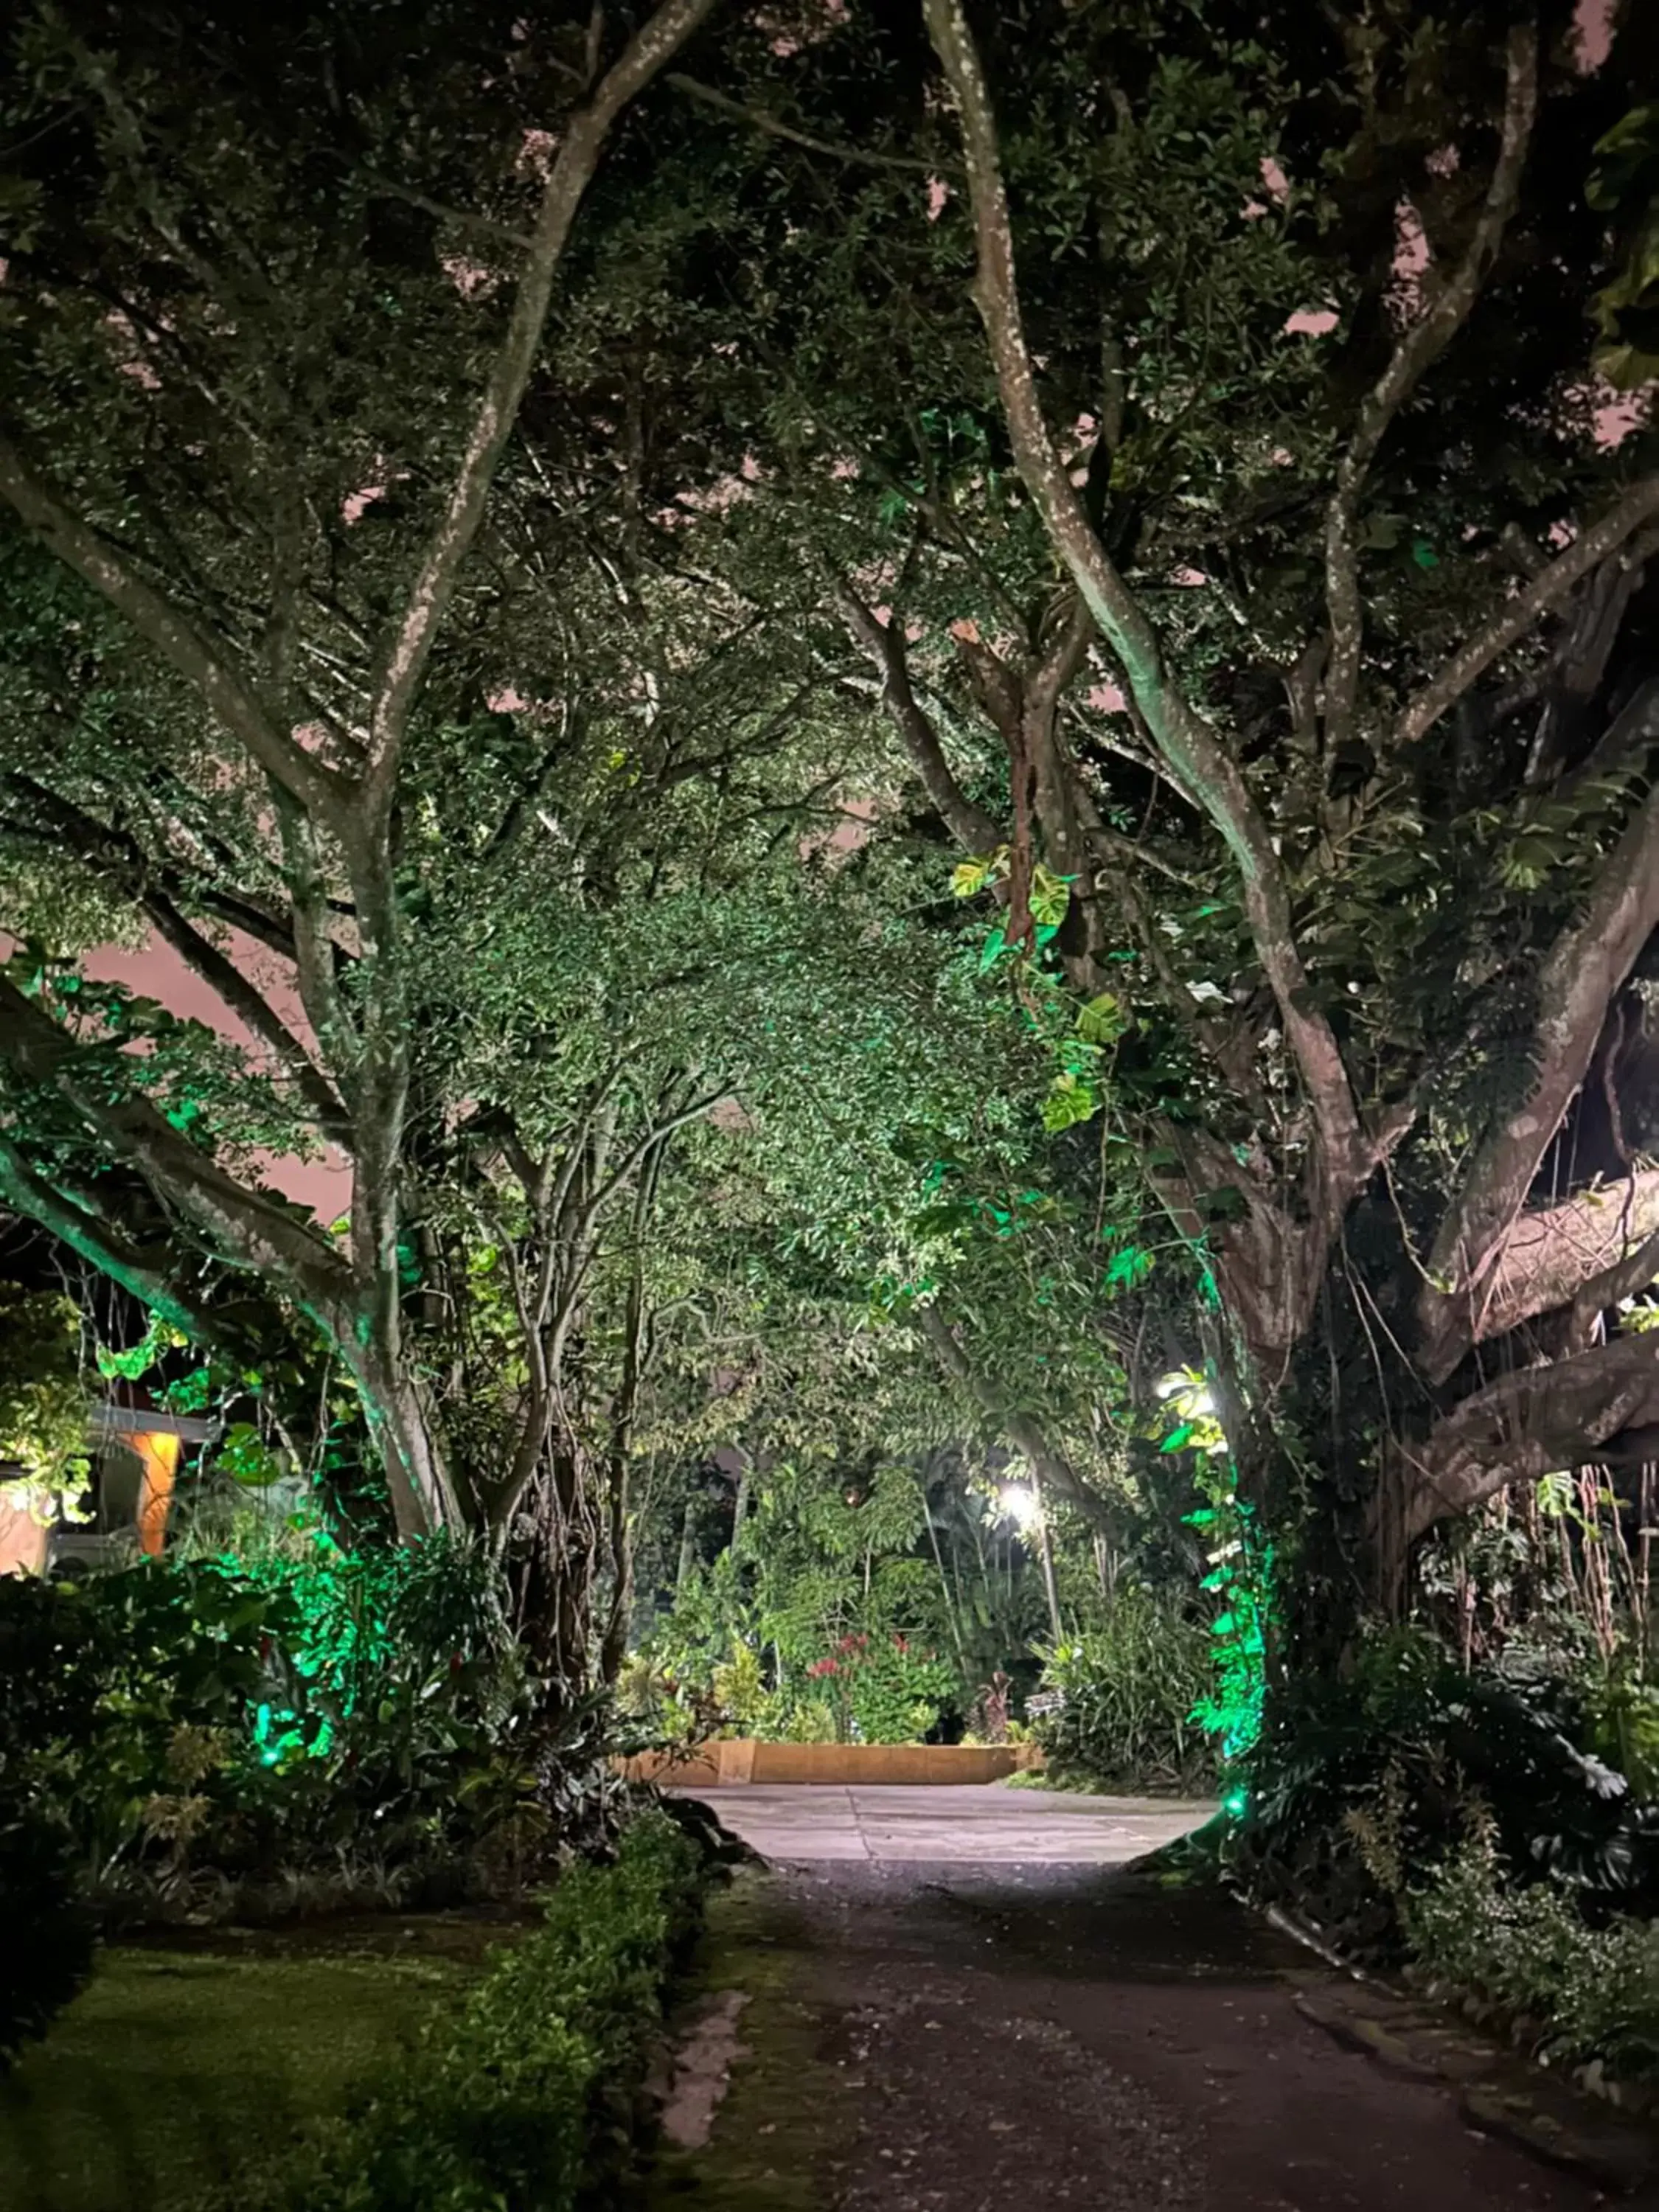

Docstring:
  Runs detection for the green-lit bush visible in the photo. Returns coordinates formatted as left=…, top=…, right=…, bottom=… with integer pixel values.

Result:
left=1032, top=1586, right=1216, bottom=1793
left=0, top=1535, right=564, bottom=1927
left=244, top=1809, right=705, bottom=2212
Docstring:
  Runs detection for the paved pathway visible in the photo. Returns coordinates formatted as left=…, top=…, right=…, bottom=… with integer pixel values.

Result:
left=682, top=1780, right=1213, bottom=1864
left=651, top=1787, right=1649, bottom=2210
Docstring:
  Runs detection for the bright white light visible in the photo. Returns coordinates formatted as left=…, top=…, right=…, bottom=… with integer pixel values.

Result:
left=1189, top=1388, right=1217, bottom=1418
left=1000, top=1484, right=1039, bottom=1530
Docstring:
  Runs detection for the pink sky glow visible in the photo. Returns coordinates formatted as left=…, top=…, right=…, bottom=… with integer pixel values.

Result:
left=80, top=931, right=351, bottom=1221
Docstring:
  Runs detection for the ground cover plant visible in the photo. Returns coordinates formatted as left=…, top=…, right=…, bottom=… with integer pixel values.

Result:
left=237, top=1808, right=704, bottom=2212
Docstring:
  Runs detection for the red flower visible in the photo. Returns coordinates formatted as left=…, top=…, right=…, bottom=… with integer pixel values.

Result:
left=892, top=1635, right=909, bottom=1655
left=807, top=1658, right=841, bottom=1679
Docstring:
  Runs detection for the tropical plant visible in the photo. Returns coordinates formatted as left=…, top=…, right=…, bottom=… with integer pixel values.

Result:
left=1033, top=1587, right=1216, bottom=1794
left=805, top=1631, right=958, bottom=1745
left=1405, top=1836, right=1659, bottom=2087
left=1237, top=1627, right=1659, bottom=1960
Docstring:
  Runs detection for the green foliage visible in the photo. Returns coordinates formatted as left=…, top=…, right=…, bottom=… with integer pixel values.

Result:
left=0, top=1284, right=90, bottom=1525
left=244, top=1809, right=705, bottom=2212
left=1184, top=1455, right=1272, bottom=1765
left=805, top=1631, right=956, bottom=1745
left=1584, top=1658, right=1659, bottom=1804
left=1237, top=1630, right=1659, bottom=1963
left=1586, top=102, right=1659, bottom=389
left=709, top=1639, right=768, bottom=1733
left=1405, top=1838, right=1659, bottom=2086
left=0, top=1531, right=552, bottom=1929
left=1032, top=1587, right=1215, bottom=1795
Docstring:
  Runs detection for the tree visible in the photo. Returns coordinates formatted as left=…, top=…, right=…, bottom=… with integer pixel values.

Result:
left=614, top=0, right=1659, bottom=1630
left=918, top=0, right=1659, bottom=1610
left=0, top=0, right=728, bottom=1560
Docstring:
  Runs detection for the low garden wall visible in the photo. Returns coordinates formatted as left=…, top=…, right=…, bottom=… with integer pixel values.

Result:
left=616, top=1739, right=1045, bottom=1787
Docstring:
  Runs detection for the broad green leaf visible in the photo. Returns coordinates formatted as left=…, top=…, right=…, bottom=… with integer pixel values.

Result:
left=1077, top=992, right=1130, bottom=1046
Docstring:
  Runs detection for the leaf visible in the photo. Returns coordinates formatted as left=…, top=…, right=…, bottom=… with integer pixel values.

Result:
left=951, top=855, right=994, bottom=900
left=1040, top=1072, right=1099, bottom=1132
left=1161, top=1422, right=1196, bottom=1453
left=1029, top=865, right=1072, bottom=928
left=1587, top=104, right=1659, bottom=213
left=978, top=924, right=1009, bottom=973
left=1104, top=1243, right=1154, bottom=1290
left=1077, top=992, right=1130, bottom=1046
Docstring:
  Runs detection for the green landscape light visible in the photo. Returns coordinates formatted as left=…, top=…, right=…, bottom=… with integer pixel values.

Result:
left=1223, top=1786, right=1248, bottom=1818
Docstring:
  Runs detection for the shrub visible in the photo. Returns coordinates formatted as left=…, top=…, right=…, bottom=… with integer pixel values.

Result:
left=1032, top=1586, right=1216, bottom=1793
left=0, top=1574, right=101, bottom=2065
left=1405, top=1837, right=1659, bottom=2087
left=1236, top=1628, right=1659, bottom=1960
left=243, top=1808, right=706, bottom=2212
left=0, top=1537, right=560, bottom=1928
left=806, top=1632, right=956, bottom=1743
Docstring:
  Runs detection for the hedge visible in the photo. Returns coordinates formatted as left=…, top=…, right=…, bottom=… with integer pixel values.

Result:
left=235, top=1808, right=706, bottom=2212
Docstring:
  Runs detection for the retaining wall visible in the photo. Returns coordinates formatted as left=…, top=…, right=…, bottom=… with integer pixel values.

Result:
left=616, top=1739, right=1045, bottom=1787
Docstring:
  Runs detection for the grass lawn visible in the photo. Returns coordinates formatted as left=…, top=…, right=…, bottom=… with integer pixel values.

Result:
left=0, top=1941, right=473, bottom=2212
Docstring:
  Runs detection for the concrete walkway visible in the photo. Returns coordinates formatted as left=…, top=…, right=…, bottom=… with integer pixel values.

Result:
left=675, top=1780, right=1214, bottom=1863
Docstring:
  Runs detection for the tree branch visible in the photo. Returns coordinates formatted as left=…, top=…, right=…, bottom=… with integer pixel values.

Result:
left=666, top=72, right=940, bottom=173
left=0, top=439, right=345, bottom=818
left=577, top=1082, right=733, bottom=1249
left=360, top=168, right=535, bottom=250
left=1323, top=24, right=1537, bottom=748
left=269, top=785, right=351, bottom=1076
left=0, top=972, right=357, bottom=1333
left=1408, top=1331, right=1659, bottom=1540
left=4, top=776, right=351, bottom=1144
left=1573, top=1225, right=1659, bottom=1349
left=1441, top=1167, right=1659, bottom=1356
left=0, top=1136, right=218, bottom=1341
left=1393, top=476, right=1659, bottom=749
left=835, top=580, right=1002, bottom=851
left=1559, top=675, right=1659, bottom=805
left=922, top=0, right=1368, bottom=1194
left=1422, top=786, right=1659, bottom=1377
left=915, top=1301, right=1115, bottom=1534
left=362, top=0, right=721, bottom=808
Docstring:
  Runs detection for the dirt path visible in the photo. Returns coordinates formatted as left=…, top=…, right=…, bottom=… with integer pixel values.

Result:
left=650, top=1851, right=1644, bottom=2212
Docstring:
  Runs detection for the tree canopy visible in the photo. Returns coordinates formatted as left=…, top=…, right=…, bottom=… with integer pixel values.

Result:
left=1, top=0, right=1658, bottom=1694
